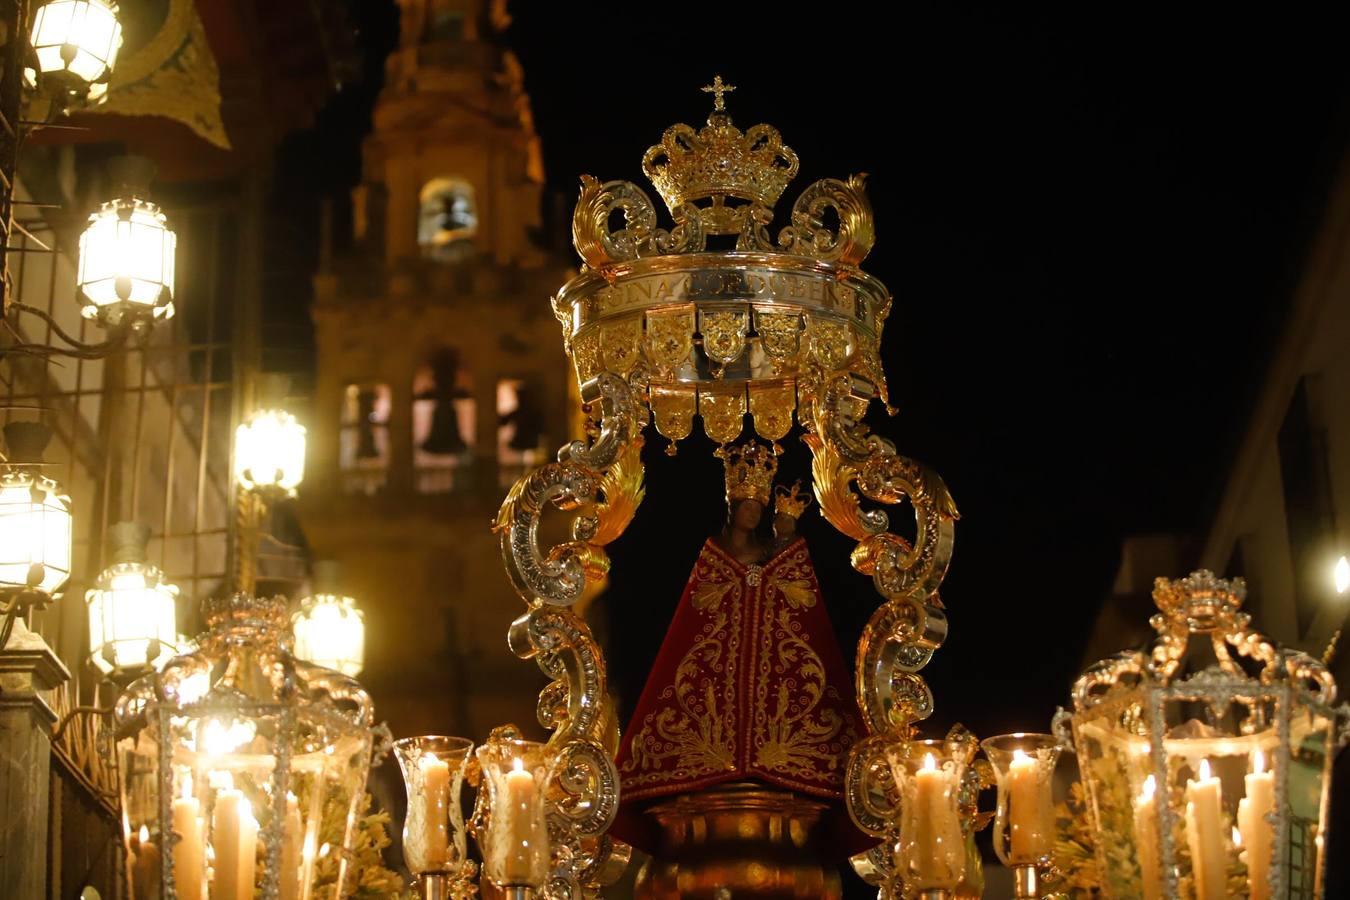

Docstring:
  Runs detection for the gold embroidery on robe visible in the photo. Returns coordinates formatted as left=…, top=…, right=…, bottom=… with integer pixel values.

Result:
left=617, top=538, right=862, bottom=802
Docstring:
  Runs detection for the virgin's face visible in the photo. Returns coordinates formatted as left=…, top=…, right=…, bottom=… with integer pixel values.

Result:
left=732, top=499, right=763, bottom=531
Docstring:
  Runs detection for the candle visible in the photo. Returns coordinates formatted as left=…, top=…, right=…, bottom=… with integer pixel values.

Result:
left=130, top=825, right=161, bottom=900
left=280, top=792, right=304, bottom=900
left=908, top=753, right=965, bottom=888
left=499, top=756, right=548, bottom=884
left=1007, top=748, right=1054, bottom=862
left=1133, top=775, right=1163, bottom=900
left=1238, top=749, right=1275, bottom=900
left=410, top=755, right=453, bottom=874
left=1184, top=759, right=1227, bottom=900
left=211, top=779, right=259, bottom=900
left=172, top=774, right=205, bottom=900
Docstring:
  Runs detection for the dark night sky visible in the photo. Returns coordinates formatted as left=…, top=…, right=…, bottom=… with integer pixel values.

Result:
left=279, top=1, right=1350, bottom=890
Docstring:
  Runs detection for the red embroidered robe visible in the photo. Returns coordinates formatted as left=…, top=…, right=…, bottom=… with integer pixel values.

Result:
left=612, top=536, right=864, bottom=852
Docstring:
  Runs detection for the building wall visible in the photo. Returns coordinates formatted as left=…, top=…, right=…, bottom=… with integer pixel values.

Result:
left=300, top=0, right=575, bottom=741
left=1198, top=151, right=1350, bottom=674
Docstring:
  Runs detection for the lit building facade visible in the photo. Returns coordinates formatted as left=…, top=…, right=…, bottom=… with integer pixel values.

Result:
left=302, top=0, right=572, bottom=739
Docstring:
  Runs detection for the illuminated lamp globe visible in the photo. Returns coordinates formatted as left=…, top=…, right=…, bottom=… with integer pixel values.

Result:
left=77, top=196, right=176, bottom=326
left=29, top=0, right=122, bottom=101
left=86, top=522, right=178, bottom=678
left=293, top=593, right=365, bottom=677
left=234, top=408, right=306, bottom=497
left=0, top=422, right=72, bottom=599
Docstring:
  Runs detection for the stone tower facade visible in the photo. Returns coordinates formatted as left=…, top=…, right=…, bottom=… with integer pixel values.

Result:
left=302, top=0, right=571, bottom=739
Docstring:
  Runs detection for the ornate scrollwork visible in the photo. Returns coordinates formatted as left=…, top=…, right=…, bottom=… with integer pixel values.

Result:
left=572, top=177, right=704, bottom=270
left=778, top=175, right=876, bottom=266
left=844, top=733, right=900, bottom=837
left=559, top=372, right=637, bottom=474
left=573, top=176, right=657, bottom=268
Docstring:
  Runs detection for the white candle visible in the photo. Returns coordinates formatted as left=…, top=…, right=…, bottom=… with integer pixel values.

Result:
left=909, top=753, right=965, bottom=888
left=1007, top=749, right=1053, bottom=862
left=1133, top=775, right=1163, bottom=900
left=1184, top=759, right=1227, bottom=900
left=172, top=774, right=205, bottom=900
left=280, top=792, right=304, bottom=900
left=1238, top=749, right=1274, bottom=900
left=422, top=754, right=452, bottom=868
left=500, top=756, right=548, bottom=884
left=211, top=781, right=259, bottom=900
left=131, top=825, right=161, bottom=900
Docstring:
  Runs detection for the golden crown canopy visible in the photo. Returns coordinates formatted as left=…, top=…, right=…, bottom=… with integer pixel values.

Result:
left=717, top=440, right=778, bottom=507
left=557, top=78, right=889, bottom=456
left=641, top=79, right=799, bottom=234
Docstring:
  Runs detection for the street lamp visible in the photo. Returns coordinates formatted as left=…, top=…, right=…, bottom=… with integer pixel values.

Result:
left=0, top=421, right=72, bottom=645
left=293, top=593, right=365, bottom=677
left=234, top=408, right=306, bottom=498
left=29, top=0, right=122, bottom=102
left=86, top=522, right=178, bottom=679
left=77, top=196, right=177, bottom=327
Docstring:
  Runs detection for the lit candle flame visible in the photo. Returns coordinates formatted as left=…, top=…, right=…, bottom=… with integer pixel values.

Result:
left=1140, top=774, right=1156, bottom=803
left=1198, top=758, right=1212, bottom=781
left=1012, top=748, right=1030, bottom=764
left=922, top=752, right=937, bottom=772
left=512, top=756, right=525, bottom=774
left=1336, top=555, right=1350, bottom=595
left=182, top=771, right=194, bottom=799
left=318, top=842, right=331, bottom=859
left=138, top=824, right=150, bottom=844
left=1253, top=748, right=1266, bottom=775
left=1233, top=826, right=1242, bottom=847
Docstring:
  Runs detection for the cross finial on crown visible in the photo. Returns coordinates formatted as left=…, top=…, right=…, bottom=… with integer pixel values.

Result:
left=701, top=75, right=736, bottom=112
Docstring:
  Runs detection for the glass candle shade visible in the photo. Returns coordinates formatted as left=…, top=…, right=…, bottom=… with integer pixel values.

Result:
left=886, top=739, right=968, bottom=892
left=394, top=736, right=474, bottom=876
left=475, top=739, right=555, bottom=889
left=981, top=733, right=1060, bottom=867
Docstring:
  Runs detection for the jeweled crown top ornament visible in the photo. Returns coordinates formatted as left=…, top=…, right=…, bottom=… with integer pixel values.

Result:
left=718, top=440, right=778, bottom=506
left=641, top=75, right=799, bottom=233
left=557, top=79, right=890, bottom=455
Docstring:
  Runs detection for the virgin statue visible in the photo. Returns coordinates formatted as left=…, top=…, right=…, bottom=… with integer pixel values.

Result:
left=612, top=440, right=866, bottom=896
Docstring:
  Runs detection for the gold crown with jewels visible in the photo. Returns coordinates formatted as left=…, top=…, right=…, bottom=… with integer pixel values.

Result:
left=717, top=440, right=778, bottom=507
left=641, top=76, right=799, bottom=232
left=773, top=481, right=812, bottom=519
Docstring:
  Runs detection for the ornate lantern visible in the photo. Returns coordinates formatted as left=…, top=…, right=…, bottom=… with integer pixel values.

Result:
left=113, top=593, right=375, bottom=900
left=1058, top=570, right=1350, bottom=899
left=86, top=521, right=178, bottom=678
left=29, top=0, right=122, bottom=101
left=0, top=422, right=72, bottom=635
left=77, top=196, right=177, bottom=326
left=234, top=408, right=306, bottom=497
left=292, top=593, right=365, bottom=677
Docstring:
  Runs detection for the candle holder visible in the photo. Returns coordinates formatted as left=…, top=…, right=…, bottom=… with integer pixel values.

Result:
left=395, top=736, right=477, bottom=898
left=112, top=594, right=375, bottom=900
left=1057, top=571, right=1350, bottom=899
left=885, top=739, right=968, bottom=897
left=981, top=733, right=1061, bottom=898
left=475, top=738, right=556, bottom=894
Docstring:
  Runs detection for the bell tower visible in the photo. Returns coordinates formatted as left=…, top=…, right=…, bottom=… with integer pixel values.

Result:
left=303, top=0, right=569, bottom=739
left=354, top=0, right=546, bottom=267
